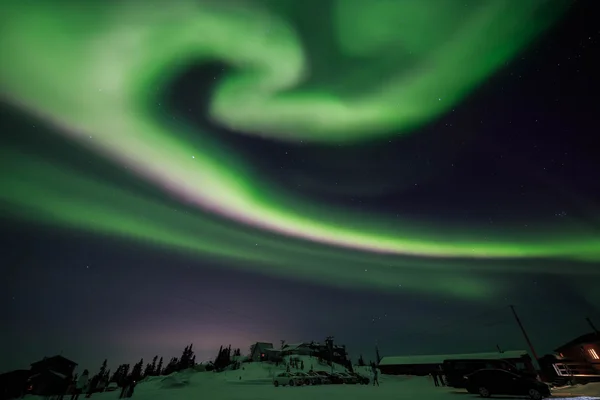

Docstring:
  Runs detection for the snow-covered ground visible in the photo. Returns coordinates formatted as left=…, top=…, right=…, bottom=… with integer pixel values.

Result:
left=26, top=355, right=600, bottom=400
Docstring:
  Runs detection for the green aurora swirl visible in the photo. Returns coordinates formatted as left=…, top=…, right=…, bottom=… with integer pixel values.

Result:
left=1, top=0, right=598, bottom=299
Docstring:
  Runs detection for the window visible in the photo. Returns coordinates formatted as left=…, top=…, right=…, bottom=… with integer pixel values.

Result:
left=589, top=349, right=599, bottom=360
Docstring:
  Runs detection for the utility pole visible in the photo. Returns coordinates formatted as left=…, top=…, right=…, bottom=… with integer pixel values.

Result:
left=585, top=317, right=599, bottom=335
left=509, top=305, right=540, bottom=362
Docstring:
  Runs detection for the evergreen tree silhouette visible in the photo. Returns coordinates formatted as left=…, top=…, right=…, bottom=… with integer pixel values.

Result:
left=347, top=359, right=354, bottom=373
left=131, top=359, right=143, bottom=381
left=111, top=364, right=131, bottom=384
left=163, top=357, right=179, bottom=375
left=178, top=344, right=195, bottom=371
left=156, top=357, right=163, bottom=376
left=123, top=364, right=130, bottom=380
left=143, top=362, right=153, bottom=378
left=94, top=359, right=108, bottom=384
left=110, top=364, right=126, bottom=384
left=358, top=354, right=366, bottom=366
left=98, top=359, right=108, bottom=378
left=150, top=356, right=158, bottom=376
left=214, top=346, right=224, bottom=370
left=213, top=345, right=233, bottom=370
left=109, top=366, right=120, bottom=383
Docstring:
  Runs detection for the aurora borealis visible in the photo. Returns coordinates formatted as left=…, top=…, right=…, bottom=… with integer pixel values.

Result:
left=1, top=0, right=598, bottom=293
left=1, top=0, right=600, bottom=371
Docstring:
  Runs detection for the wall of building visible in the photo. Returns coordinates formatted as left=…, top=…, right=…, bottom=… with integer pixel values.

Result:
left=582, top=343, right=600, bottom=365
left=379, top=363, right=440, bottom=376
left=560, top=343, right=600, bottom=366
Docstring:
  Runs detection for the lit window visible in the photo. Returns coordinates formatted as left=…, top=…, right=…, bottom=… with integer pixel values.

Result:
left=589, top=349, right=599, bottom=360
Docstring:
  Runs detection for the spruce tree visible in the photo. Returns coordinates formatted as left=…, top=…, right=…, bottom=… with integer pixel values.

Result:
left=98, top=359, right=108, bottom=378
left=143, top=362, right=153, bottom=378
left=156, top=357, right=163, bottom=376
left=358, top=354, right=366, bottom=366
left=163, top=357, right=179, bottom=375
left=150, top=356, right=158, bottom=376
left=111, top=364, right=130, bottom=384
left=131, top=359, right=143, bottom=381
left=109, top=366, right=121, bottom=383
left=122, top=364, right=130, bottom=381
left=178, top=344, right=195, bottom=370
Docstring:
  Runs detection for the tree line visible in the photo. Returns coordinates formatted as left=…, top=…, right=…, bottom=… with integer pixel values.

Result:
left=93, top=344, right=196, bottom=386
left=91, top=343, right=247, bottom=386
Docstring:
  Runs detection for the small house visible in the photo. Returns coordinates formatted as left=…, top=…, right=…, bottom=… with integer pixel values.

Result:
left=30, top=355, right=77, bottom=377
left=28, top=355, right=77, bottom=396
left=554, top=332, right=600, bottom=371
left=250, top=342, right=279, bottom=362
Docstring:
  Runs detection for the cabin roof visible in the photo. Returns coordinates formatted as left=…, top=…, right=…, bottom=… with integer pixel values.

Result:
left=31, top=355, right=77, bottom=367
left=555, top=332, right=600, bottom=353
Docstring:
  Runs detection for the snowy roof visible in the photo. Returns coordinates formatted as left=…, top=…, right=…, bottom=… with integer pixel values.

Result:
left=50, top=370, right=67, bottom=379
left=28, top=370, right=68, bottom=380
left=379, top=350, right=529, bottom=366
left=555, top=332, right=600, bottom=352
left=251, top=342, right=273, bottom=357
left=283, top=343, right=309, bottom=349
left=31, top=355, right=77, bottom=367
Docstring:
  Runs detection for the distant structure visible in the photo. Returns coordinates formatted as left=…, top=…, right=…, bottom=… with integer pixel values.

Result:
left=250, top=342, right=277, bottom=362
left=248, top=340, right=349, bottom=366
left=378, top=350, right=533, bottom=376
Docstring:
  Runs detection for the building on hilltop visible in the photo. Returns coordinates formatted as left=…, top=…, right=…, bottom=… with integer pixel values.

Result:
left=250, top=342, right=281, bottom=362
left=249, top=340, right=350, bottom=366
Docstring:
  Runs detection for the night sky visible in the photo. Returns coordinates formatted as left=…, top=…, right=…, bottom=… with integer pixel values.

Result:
left=1, top=0, right=599, bottom=374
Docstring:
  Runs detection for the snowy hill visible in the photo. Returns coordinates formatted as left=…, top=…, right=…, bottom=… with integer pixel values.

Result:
left=20, top=359, right=600, bottom=400
left=209, top=355, right=371, bottom=384
left=104, top=370, right=600, bottom=400
left=132, top=359, right=600, bottom=399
